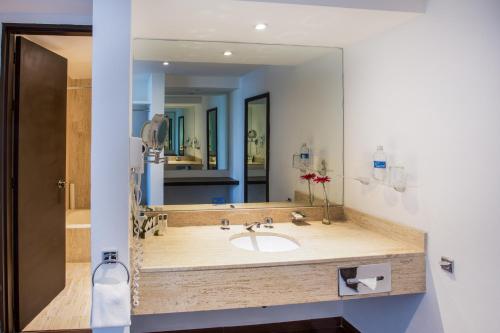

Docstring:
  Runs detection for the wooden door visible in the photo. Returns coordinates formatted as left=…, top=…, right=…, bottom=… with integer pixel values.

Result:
left=13, top=36, right=67, bottom=330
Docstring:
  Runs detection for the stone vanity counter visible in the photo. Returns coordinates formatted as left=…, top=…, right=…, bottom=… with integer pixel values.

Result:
left=134, top=209, right=426, bottom=315
left=141, top=221, right=423, bottom=272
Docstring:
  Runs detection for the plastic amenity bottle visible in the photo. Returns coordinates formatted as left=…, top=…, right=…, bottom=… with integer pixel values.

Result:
left=372, top=145, right=387, bottom=181
left=300, top=143, right=311, bottom=168
left=300, top=143, right=310, bottom=163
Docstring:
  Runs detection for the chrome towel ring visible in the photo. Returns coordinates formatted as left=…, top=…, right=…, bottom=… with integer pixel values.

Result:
left=92, top=260, right=130, bottom=286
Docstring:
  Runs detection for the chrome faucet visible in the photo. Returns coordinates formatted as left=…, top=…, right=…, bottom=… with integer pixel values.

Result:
left=244, top=222, right=261, bottom=231
left=220, top=218, right=230, bottom=230
left=264, top=217, right=274, bottom=228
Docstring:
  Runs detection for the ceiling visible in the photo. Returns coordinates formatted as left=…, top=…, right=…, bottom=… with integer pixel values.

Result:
left=134, top=60, right=262, bottom=77
left=133, top=39, right=337, bottom=66
left=132, top=0, right=421, bottom=47
left=241, top=0, right=427, bottom=13
left=8, top=0, right=424, bottom=79
left=166, top=87, right=235, bottom=96
left=0, top=0, right=424, bottom=18
left=23, top=35, right=92, bottom=79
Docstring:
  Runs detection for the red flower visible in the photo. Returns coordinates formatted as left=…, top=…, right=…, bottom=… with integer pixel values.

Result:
left=314, top=176, right=331, bottom=184
left=300, top=173, right=316, bottom=181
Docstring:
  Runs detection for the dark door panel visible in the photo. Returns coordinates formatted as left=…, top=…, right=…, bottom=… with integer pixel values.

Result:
left=14, top=36, right=67, bottom=330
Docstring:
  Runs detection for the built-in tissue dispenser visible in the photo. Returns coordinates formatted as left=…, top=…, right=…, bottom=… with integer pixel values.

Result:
left=338, top=263, right=391, bottom=296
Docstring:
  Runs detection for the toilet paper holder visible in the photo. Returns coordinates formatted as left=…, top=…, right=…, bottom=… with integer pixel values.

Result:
left=338, top=263, right=391, bottom=296
left=346, top=276, right=385, bottom=285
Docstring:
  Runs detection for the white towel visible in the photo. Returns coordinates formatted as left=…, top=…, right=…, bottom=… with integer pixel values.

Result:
left=91, top=281, right=131, bottom=328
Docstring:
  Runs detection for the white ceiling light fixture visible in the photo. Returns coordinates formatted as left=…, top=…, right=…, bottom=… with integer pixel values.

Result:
left=223, top=50, right=233, bottom=56
left=255, top=23, right=267, bottom=31
left=162, top=61, right=169, bottom=66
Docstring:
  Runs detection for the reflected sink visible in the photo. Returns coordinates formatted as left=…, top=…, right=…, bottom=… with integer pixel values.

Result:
left=230, top=232, right=300, bottom=252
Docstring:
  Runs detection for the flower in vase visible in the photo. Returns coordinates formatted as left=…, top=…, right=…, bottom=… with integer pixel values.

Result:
left=314, top=175, right=332, bottom=225
left=300, top=173, right=316, bottom=181
left=300, top=173, right=316, bottom=206
left=313, top=176, right=331, bottom=184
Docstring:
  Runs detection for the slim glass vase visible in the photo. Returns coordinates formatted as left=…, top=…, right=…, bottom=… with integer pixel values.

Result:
left=322, top=184, right=331, bottom=225
left=308, top=181, right=314, bottom=206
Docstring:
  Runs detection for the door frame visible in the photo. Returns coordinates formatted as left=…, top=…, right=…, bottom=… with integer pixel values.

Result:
left=206, top=107, right=218, bottom=170
left=178, top=116, right=185, bottom=156
left=0, top=23, right=92, bottom=333
left=243, top=92, right=270, bottom=203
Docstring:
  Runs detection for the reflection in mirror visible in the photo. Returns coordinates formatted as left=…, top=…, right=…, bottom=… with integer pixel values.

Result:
left=162, top=95, right=228, bottom=172
left=132, top=39, right=343, bottom=207
left=164, top=111, right=175, bottom=154
left=245, top=93, right=269, bottom=202
left=165, top=102, right=203, bottom=170
left=177, top=116, right=184, bottom=156
left=207, top=108, right=218, bottom=170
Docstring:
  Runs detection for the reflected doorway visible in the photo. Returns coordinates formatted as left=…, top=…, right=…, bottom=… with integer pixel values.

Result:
left=244, top=93, right=270, bottom=203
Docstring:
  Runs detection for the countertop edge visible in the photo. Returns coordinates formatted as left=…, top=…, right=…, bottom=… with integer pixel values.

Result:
left=140, top=251, right=425, bottom=273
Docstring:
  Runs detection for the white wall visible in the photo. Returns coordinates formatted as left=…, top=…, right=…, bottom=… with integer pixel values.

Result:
left=165, top=75, right=239, bottom=91
left=132, top=74, right=150, bottom=103
left=229, top=87, right=245, bottom=202
left=132, top=301, right=342, bottom=333
left=131, top=73, right=164, bottom=205
left=91, top=2, right=132, bottom=333
left=343, top=0, right=500, bottom=332
left=233, top=51, right=344, bottom=204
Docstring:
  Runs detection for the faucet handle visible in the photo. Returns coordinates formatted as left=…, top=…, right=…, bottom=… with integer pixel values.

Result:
left=220, top=218, right=230, bottom=230
left=264, top=217, right=274, bottom=228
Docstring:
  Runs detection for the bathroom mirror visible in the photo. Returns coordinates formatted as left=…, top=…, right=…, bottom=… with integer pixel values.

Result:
left=132, top=39, right=344, bottom=206
left=245, top=93, right=270, bottom=202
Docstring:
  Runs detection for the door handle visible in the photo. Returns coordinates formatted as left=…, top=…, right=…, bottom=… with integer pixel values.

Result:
left=57, top=180, right=66, bottom=189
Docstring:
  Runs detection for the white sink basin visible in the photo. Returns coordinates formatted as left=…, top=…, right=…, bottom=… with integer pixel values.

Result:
left=230, top=232, right=300, bottom=252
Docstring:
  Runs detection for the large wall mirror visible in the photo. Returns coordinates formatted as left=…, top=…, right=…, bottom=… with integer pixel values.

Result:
left=245, top=93, right=270, bottom=202
left=132, top=39, right=344, bottom=207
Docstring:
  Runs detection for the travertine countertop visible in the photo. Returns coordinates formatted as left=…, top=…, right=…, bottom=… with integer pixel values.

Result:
left=141, top=221, right=424, bottom=273
left=153, top=201, right=315, bottom=211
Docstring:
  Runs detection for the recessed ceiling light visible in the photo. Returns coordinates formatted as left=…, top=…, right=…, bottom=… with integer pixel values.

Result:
left=255, top=23, right=267, bottom=31
left=162, top=61, right=169, bottom=66
left=223, top=51, right=233, bottom=56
